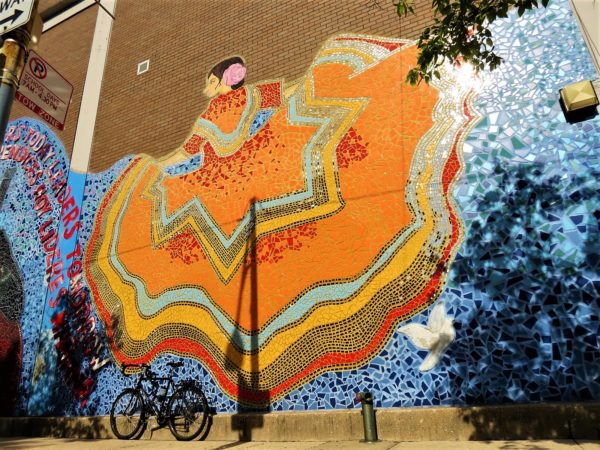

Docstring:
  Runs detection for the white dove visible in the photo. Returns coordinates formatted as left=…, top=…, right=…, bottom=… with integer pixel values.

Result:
left=399, top=301, right=455, bottom=372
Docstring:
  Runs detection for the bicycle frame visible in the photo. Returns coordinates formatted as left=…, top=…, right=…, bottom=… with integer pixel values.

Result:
left=124, top=364, right=176, bottom=423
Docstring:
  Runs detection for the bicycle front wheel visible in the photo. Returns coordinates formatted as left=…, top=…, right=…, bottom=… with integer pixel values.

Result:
left=110, top=388, right=145, bottom=439
left=167, top=384, right=209, bottom=441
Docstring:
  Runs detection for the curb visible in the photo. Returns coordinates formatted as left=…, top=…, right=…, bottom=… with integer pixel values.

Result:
left=0, top=402, right=598, bottom=441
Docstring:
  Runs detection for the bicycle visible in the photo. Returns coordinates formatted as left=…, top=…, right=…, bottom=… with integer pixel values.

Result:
left=109, top=361, right=209, bottom=441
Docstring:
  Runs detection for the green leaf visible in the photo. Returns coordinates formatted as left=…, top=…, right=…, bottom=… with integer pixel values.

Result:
left=406, top=68, right=420, bottom=86
left=394, top=0, right=414, bottom=17
left=399, top=0, right=548, bottom=84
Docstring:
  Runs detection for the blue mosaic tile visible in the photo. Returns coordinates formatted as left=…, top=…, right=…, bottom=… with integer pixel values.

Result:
left=163, top=154, right=203, bottom=176
left=249, top=109, right=275, bottom=136
left=0, top=119, right=70, bottom=414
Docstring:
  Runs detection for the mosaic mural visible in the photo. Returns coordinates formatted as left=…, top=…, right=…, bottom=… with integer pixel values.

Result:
left=85, top=35, right=477, bottom=406
left=0, top=0, right=597, bottom=416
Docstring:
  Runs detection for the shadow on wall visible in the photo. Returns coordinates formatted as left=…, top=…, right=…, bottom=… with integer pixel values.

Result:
left=449, top=161, right=600, bottom=439
left=225, top=199, right=268, bottom=441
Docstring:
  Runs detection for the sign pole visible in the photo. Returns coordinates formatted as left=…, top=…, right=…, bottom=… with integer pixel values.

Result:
left=0, top=0, right=39, bottom=144
left=0, top=33, right=28, bottom=144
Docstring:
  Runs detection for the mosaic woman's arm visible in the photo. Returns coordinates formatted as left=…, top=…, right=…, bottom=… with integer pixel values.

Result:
left=156, top=136, right=198, bottom=169
left=283, top=79, right=301, bottom=100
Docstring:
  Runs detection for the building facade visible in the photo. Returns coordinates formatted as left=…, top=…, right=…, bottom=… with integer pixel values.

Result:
left=0, top=0, right=598, bottom=421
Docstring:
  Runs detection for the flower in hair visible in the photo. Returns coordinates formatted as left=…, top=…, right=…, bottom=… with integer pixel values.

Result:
left=222, top=63, right=246, bottom=87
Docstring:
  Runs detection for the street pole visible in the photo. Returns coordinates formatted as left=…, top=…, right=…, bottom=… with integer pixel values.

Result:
left=0, top=2, right=40, bottom=145
left=0, top=32, right=28, bottom=144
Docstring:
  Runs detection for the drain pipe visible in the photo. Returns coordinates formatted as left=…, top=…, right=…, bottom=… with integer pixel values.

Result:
left=356, top=391, right=378, bottom=443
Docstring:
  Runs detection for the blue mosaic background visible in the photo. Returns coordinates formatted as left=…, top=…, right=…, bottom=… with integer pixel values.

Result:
left=0, top=119, right=70, bottom=414
left=0, top=0, right=598, bottom=417
left=271, top=0, right=600, bottom=411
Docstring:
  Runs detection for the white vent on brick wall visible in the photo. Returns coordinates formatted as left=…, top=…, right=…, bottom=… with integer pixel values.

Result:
left=137, top=59, right=150, bottom=75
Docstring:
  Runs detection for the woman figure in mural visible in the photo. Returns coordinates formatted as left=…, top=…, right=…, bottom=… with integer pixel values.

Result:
left=85, top=35, right=478, bottom=406
left=158, top=57, right=249, bottom=168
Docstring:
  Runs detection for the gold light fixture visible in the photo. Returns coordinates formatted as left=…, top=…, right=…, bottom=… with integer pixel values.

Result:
left=560, top=80, right=598, bottom=111
left=559, top=79, right=599, bottom=123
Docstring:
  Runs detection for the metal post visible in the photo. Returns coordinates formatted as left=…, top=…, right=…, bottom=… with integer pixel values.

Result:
left=0, top=0, right=40, bottom=146
left=357, top=391, right=379, bottom=443
left=0, top=34, right=28, bottom=144
left=0, top=79, right=16, bottom=145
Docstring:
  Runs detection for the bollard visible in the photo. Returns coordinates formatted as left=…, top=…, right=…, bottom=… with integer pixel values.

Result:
left=356, top=391, right=378, bottom=443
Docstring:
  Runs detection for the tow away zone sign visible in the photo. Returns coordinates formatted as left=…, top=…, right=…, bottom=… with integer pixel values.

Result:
left=16, top=50, right=73, bottom=130
left=0, top=0, right=34, bottom=35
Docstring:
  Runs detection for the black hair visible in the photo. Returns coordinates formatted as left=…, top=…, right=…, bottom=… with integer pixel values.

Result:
left=209, top=56, right=246, bottom=90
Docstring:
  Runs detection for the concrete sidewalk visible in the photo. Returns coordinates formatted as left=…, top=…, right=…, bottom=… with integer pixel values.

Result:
left=0, top=438, right=599, bottom=449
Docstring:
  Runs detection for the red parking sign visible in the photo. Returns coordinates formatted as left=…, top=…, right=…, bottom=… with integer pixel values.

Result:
left=16, top=50, right=73, bottom=130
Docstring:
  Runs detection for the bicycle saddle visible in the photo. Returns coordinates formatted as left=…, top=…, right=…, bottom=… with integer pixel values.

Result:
left=167, top=362, right=184, bottom=368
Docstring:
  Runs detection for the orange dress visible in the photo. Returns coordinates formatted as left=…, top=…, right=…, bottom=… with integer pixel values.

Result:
left=85, top=34, right=477, bottom=406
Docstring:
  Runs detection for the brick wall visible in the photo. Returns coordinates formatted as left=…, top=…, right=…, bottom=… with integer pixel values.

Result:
left=9, top=4, right=97, bottom=160
left=89, top=0, right=435, bottom=172
left=7, top=1, right=436, bottom=171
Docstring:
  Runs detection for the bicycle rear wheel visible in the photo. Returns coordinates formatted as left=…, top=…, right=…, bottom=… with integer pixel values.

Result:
left=167, top=384, right=209, bottom=441
left=110, top=388, right=145, bottom=439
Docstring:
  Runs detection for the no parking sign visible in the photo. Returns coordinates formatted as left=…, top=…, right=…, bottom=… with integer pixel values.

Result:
left=16, top=50, right=73, bottom=130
